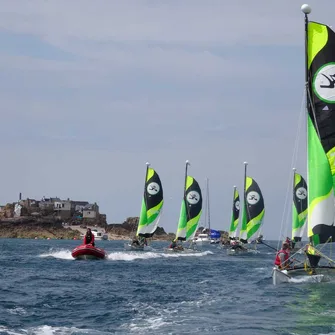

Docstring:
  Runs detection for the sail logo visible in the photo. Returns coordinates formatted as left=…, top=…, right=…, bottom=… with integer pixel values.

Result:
left=186, top=191, right=200, bottom=205
left=313, top=63, right=335, bottom=103
left=147, top=182, right=160, bottom=195
left=296, top=187, right=307, bottom=200
left=246, top=191, right=260, bottom=205
left=235, top=200, right=240, bottom=210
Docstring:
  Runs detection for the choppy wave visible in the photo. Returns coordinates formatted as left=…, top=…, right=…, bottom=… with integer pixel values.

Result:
left=1, top=239, right=335, bottom=335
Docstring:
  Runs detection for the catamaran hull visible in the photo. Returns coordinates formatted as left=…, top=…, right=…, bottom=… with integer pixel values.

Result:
left=227, top=248, right=259, bottom=256
left=124, top=243, right=145, bottom=251
left=164, top=247, right=199, bottom=254
left=272, top=266, right=335, bottom=285
left=193, top=240, right=211, bottom=247
left=71, top=244, right=107, bottom=260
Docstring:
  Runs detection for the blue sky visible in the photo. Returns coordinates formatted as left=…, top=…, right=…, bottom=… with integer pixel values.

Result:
left=0, top=1, right=334, bottom=239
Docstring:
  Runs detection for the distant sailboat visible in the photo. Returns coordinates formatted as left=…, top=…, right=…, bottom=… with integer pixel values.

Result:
left=124, top=162, right=164, bottom=251
left=166, top=160, right=202, bottom=252
left=227, top=162, right=265, bottom=255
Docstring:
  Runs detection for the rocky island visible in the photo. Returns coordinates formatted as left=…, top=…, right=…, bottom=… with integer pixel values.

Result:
left=0, top=197, right=173, bottom=240
left=0, top=197, right=227, bottom=241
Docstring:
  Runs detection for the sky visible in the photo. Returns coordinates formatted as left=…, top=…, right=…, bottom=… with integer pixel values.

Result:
left=0, top=0, right=334, bottom=239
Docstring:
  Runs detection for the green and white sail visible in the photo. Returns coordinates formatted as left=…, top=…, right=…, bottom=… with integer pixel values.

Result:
left=175, top=161, right=203, bottom=242
left=229, top=186, right=240, bottom=239
left=292, top=170, right=308, bottom=242
left=240, top=165, right=265, bottom=243
left=136, top=163, right=164, bottom=238
left=306, top=20, right=335, bottom=245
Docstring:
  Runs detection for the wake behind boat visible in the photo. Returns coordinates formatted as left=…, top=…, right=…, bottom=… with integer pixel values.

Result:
left=71, top=244, right=108, bottom=260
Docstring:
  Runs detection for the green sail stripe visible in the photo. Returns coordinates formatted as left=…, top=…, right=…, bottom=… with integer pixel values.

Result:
left=176, top=200, right=187, bottom=238
left=294, top=173, right=302, bottom=186
left=292, top=205, right=299, bottom=234
left=229, top=218, right=239, bottom=235
left=240, top=203, right=247, bottom=236
left=137, top=199, right=147, bottom=235
left=245, top=177, right=252, bottom=190
left=298, top=209, right=308, bottom=223
left=147, top=200, right=163, bottom=222
left=246, top=209, right=264, bottom=240
left=307, top=22, right=328, bottom=69
left=234, top=189, right=239, bottom=200
left=186, top=176, right=193, bottom=190
left=146, top=167, right=154, bottom=182
left=186, top=211, right=202, bottom=241
left=326, top=147, right=335, bottom=194
left=307, top=116, right=334, bottom=241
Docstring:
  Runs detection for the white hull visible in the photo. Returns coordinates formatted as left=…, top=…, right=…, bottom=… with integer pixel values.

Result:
left=272, top=267, right=334, bottom=285
left=193, top=239, right=211, bottom=246
left=193, top=233, right=211, bottom=246
left=124, top=243, right=145, bottom=251
left=164, top=247, right=199, bottom=254
left=227, top=247, right=259, bottom=256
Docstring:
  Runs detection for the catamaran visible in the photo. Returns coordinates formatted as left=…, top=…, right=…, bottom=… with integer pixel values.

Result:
left=124, top=162, right=163, bottom=251
left=227, top=162, right=265, bottom=255
left=272, top=4, right=335, bottom=285
left=166, top=160, right=202, bottom=253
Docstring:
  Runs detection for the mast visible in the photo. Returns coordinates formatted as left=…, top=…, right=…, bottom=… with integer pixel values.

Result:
left=207, top=178, right=211, bottom=233
left=184, top=160, right=190, bottom=194
left=301, top=4, right=312, bottom=244
left=144, top=161, right=150, bottom=207
left=243, top=161, right=248, bottom=218
left=184, top=159, right=190, bottom=223
left=231, top=185, right=237, bottom=238
left=292, top=167, right=296, bottom=240
left=240, top=161, right=248, bottom=242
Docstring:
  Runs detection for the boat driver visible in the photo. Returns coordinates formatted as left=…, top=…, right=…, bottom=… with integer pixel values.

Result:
left=84, top=228, right=95, bottom=246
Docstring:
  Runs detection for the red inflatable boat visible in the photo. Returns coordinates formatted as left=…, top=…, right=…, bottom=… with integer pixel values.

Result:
left=71, top=244, right=108, bottom=260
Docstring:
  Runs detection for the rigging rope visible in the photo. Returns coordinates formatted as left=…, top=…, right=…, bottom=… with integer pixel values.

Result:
left=277, top=88, right=306, bottom=251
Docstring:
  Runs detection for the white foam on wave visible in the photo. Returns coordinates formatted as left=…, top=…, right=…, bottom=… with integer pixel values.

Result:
left=107, top=250, right=213, bottom=261
left=128, top=316, right=169, bottom=333
left=0, top=325, right=110, bottom=335
left=289, top=274, right=328, bottom=284
left=7, top=307, right=27, bottom=316
left=39, top=248, right=74, bottom=260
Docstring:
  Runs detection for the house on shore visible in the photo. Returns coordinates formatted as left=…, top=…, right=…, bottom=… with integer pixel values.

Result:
left=0, top=195, right=106, bottom=227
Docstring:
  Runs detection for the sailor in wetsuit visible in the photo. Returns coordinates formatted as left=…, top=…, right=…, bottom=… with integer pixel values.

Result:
left=84, top=228, right=95, bottom=247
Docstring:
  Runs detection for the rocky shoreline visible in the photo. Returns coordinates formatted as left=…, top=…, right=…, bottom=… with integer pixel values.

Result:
left=0, top=216, right=174, bottom=241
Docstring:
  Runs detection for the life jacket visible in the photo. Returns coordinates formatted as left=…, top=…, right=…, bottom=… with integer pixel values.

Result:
left=274, top=249, right=289, bottom=266
left=85, top=233, right=93, bottom=244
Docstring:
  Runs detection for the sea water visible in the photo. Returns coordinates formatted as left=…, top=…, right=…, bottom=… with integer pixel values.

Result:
left=0, top=239, right=334, bottom=335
